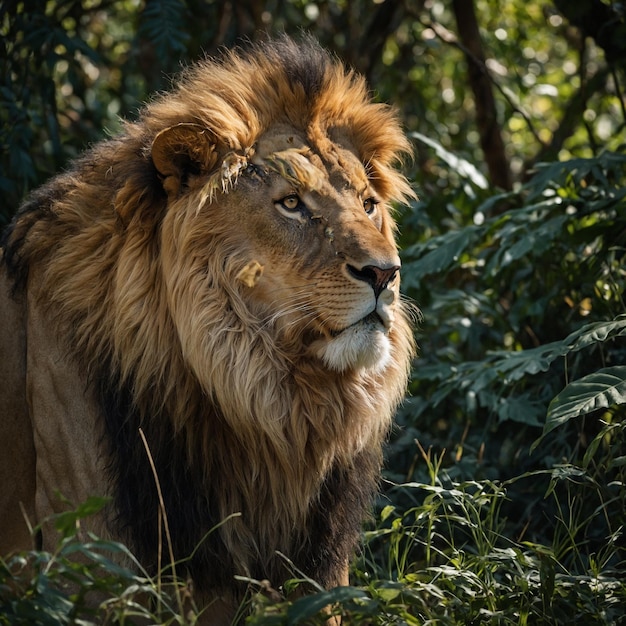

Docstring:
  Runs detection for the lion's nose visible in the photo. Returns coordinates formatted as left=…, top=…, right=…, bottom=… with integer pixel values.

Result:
left=347, top=264, right=400, bottom=299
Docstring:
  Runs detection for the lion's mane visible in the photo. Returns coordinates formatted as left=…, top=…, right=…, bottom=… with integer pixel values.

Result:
left=1, top=36, right=414, bottom=607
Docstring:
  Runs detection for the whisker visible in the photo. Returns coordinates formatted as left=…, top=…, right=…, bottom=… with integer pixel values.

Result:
left=399, top=294, right=423, bottom=324
left=257, top=293, right=318, bottom=331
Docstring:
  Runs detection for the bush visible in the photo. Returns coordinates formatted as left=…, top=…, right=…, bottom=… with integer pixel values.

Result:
left=0, top=498, right=202, bottom=625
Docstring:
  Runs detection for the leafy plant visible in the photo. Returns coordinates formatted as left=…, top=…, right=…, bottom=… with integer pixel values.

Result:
left=396, top=148, right=626, bottom=438
left=0, top=497, right=202, bottom=625
left=246, top=446, right=626, bottom=624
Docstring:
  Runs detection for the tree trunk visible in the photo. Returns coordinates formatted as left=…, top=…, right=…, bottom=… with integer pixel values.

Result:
left=452, top=0, right=512, bottom=191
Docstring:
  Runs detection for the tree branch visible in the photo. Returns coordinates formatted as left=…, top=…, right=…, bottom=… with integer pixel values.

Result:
left=451, top=0, right=512, bottom=191
left=422, top=15, right=547, bottom=150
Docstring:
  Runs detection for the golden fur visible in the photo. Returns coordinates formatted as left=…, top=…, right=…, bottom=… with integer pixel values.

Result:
left=0, top=36, right=415, bottom=622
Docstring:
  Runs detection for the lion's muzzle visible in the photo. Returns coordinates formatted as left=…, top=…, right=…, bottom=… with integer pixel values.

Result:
left=346, top=263, right=400, bottom=299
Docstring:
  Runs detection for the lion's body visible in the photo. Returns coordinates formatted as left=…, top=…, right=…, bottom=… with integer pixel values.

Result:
left=0, top=37, right=414, bottom=622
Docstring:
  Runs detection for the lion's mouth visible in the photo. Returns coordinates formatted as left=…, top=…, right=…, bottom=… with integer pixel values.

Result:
left=314, top=311, right=393, bottom=372
left=329, top=311, right=385, bottom=338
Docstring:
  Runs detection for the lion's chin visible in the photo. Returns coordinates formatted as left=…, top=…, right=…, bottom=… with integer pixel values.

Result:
left=313, top=317, right=392, bottom=373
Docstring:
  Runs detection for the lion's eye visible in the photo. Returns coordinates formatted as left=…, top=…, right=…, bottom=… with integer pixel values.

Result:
left=281, top=195, right=300, bottom=211
left=363, top=197, right=379, bottom=216
left=275, top=194, right=306, bottom=220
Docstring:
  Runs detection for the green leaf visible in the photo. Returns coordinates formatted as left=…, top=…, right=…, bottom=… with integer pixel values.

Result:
left=545, top=366, right=626, bottom=434
left=568, top=315, right=626, bottom=351
left=286, top=586, right=369, bottom=622
left=410, top=132, right=489, bottom=189
left=496, top=394, right=545, bottom=427
left=139, top=0, right=190, bottom=64
left=51, top=495, right=110, bottom=539
left=487, top=316, right=626, bottom=386
left=402, top=227, right=479, bottom=282
left=485, top=209, right=568, bottom=274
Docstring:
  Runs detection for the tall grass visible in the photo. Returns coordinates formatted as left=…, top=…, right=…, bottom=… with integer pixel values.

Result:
left=6, top=433, right=620, bottom=626
left=245, top=433, right=625, bottom=625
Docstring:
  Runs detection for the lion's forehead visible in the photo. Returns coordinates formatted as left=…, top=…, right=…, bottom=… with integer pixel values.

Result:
left=254, top=128, right=370, bottom=196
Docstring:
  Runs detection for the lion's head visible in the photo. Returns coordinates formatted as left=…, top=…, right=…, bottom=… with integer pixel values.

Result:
left=155, top=121, right=409, bottom=376
left=0, top=35, right=415, bottom=619
left=147, top=38, right=414, bottom=377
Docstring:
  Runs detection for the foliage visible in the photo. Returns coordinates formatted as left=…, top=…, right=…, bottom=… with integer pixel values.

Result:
left=388, top=146, right=626, bottom=577
left=0, top=497, right=203, bottom=625
left=399, top=149, right=626, bottom=428
left=245, top=455, right=626, bottom=624
left=1, top=0, right=626, bottom=624
left=2, top=0, right=625, bottom=222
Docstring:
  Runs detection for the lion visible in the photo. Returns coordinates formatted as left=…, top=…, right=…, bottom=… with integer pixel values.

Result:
left=0, top=35, right=415, bottom=623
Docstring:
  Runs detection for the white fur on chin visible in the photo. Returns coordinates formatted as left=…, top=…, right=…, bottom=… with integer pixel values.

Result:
left=315, top=322, right=392, bottom=373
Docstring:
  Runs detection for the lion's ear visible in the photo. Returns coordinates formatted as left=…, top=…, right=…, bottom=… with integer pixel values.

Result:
left=151, top=123, right=218, bottom=197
